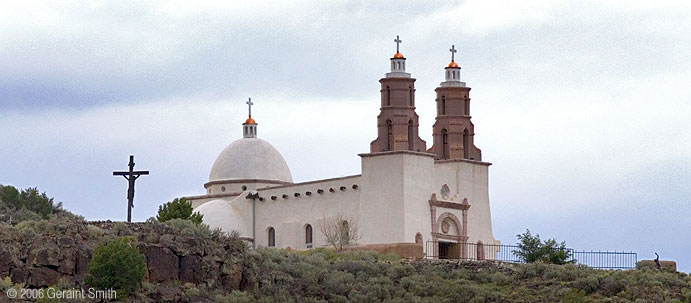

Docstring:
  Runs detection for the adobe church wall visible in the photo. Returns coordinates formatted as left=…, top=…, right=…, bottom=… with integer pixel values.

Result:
left=434, top=160, right=498, bottom=245
left=250, top=175, right=362, bottom=249
left=359, top=151, right=436, bottom=245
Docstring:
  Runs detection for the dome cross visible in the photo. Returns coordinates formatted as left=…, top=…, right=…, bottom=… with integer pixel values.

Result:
left=246, top=97, right=254, bottom=118
left=449, top=45, right=457, bottom=62
left=394, top=35, right=402, bottom=53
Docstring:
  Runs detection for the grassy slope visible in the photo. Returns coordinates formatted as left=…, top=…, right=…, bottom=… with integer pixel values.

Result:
left=230, top=248, right=691, bottom=303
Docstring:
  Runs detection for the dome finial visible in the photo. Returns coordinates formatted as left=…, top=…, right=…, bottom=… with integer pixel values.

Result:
left=393, top=35, right=404, bottom=59
left=246, top=97, right=254, bottom=120
left=447, top=45, right=459, bottom=68
left=243, top=97, right=257, bottom=138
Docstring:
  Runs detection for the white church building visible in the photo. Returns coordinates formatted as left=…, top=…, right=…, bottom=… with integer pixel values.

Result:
left=186, top=38, right=499, bottom=259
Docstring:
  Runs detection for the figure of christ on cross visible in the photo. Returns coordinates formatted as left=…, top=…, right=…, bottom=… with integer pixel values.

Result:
left=113, top=155, right=149, bottom=223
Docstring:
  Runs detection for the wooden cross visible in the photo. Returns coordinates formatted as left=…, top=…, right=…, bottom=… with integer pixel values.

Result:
left=449, top=45, right=457, bottom=62
left=246, top=97, right=254, bottom=117
left=113, top=155, right=149, bottom=223
left=394, top=35, right=402, bottom=53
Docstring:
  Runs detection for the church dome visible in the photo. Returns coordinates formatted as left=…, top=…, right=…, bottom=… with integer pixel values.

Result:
left=193, top=199, right=247, bottom=235
left=447, top=61, right=458, bottom=68
left=393, top=52, right=404, bottom=59
left=209, top=138, right=293, bottom=183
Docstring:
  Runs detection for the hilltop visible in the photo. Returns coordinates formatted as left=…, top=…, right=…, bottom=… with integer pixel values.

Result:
left=1, top=185, right=689, bottom=302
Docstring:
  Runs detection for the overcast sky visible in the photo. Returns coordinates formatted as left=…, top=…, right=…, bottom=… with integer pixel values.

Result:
left=1, top=1, right=690, bottom=271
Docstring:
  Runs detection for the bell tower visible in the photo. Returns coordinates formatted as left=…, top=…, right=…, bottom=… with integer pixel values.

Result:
left=370, top=35, right=426, bottom=153
left=428, top=45, right=482, bottom=160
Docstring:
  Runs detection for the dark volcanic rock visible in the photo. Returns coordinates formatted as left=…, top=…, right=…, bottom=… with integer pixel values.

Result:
left=180, top=255, right=202, bottom=283
left=0, top=250, right=12, bottom=276
left=29, top=266, right=61, bottom=287
left=57, top=247, right=77, bottom=275
left=10, top=266, right=29, bottom=284
left=27, top=237, right=60, bottom=267
left=140, top=244, right=180, bottom=282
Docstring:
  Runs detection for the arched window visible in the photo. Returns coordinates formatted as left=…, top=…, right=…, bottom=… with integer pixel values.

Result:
left=463, top=129, right=470, bottom=159
left=408, top=120, right=414, bottom=151
left=464, top=96, right=470, bottom=116
left=268, top=227, right=275, bottom=247
left=442, top=129, right=449, bottom=159
left=409, top=87, right=413, bottom=106
left=305, top=224, right=313, bottom=248
left=441, top=96, right=446, bottom=115
left=386, top=120, right=393, bottom=151
left=386, top=86, right=391, bottom=106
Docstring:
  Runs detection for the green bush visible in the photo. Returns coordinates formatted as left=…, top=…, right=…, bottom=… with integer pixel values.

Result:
left=85, top=236, right=147, bottom=296
left=163, top=218, right=212, bottom=237
left=514, top=229, right=574, bottom=265
left=156, top=197, right=203, bottom=224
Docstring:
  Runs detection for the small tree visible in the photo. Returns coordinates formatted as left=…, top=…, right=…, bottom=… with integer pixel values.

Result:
left=156, top=197, right=203, bottom=224
left=514, top=229, right=574, bottom=265
left=86, top=236, right=147, bottom=296
left=20, top=187, right=54, bottom=219
left=319, top=213, right=361, bottom=251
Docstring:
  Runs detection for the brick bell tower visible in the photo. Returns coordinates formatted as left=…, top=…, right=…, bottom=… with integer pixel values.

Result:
left=370, top=36, right=426, bottom=153
left=428, top=45, right=482, bottom=160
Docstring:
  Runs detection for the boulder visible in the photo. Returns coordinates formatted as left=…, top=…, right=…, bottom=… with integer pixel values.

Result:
left=140, top=244, right=179, bottom=282
left=10, top=266, right=29, bottom=284
left=0, top=250, right=12, bottom=276
left=27, top=237, right=60, bottom=267
left=57, top=248, right=77, bottom=275
left=75, top=249, right=91, bottom=276
left=29, top=267, right=61, bottom=287
left=59, top=235, right=75, bottom=247
left=221, top=262, right=242, bottom=290
left=180, top=255, right=202, bottom=283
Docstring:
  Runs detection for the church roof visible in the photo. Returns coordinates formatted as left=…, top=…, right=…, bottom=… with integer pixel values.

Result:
left=209, top=138, right=293, bottom=184
left=193, top=199, right=247, bottom=236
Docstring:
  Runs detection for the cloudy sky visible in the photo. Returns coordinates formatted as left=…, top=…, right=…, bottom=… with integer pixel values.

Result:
left=1, top=1, right=689, bottom=271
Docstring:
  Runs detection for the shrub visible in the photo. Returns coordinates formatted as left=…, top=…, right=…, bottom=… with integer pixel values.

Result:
left=85, top=236, right=147, bottom=296
left=514, top=229, right=574, bottom=265
left=156, top=197, right=203, bottom=224
left=215, top=290, right=256, bottom=303
left=163, top=218, right=212, bottom=237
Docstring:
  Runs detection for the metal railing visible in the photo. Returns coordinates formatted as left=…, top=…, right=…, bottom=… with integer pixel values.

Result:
left=425, top=241, right=637, bottom=270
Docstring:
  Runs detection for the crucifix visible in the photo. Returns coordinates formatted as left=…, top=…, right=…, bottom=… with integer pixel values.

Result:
left=246, top=97, right=254, bottom=117
left=449, top=45, right=457, bottom=62
left=394, top=35, right=402, bottom=53
left=113, top=155, right=149, bottom=223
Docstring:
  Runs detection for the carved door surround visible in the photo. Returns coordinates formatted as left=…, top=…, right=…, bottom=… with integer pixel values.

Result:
left=429, top=193, right=470, bottom=258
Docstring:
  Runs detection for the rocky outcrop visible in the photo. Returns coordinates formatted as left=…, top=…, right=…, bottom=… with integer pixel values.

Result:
left=0, top=219, right=245, bottom=291
left=139, top=244, right=179, bottom=282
